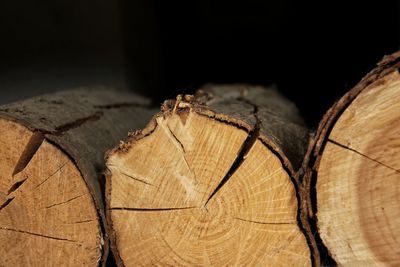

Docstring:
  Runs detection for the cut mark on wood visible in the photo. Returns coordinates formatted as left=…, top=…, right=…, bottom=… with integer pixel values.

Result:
left=0, top=227, right=80, bottom=243
left=234, top=217, right=295, bottom=225
left=54, top=111, right=103, bottom=133
left=12, top=131, right=45, bottom=176
left=45, top=194, right=87, bottom=209
left=0, top=197, right=14, bottom=211
left=120, top=171, right=155, bottom=186
left=204, top=123, right=260, bottom=206
left=109, top=207, right=196, bottom=212
left=328, top=139, right=400, bottom=173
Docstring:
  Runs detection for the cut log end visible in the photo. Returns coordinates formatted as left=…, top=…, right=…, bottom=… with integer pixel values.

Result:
left=107, top=106, right=310, bottom=266
left=316, top=69, right=400, bottom=265
left=0, top=119, right=102, bottom=266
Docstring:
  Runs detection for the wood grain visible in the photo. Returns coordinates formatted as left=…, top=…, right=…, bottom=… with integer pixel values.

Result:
left=0, top=88, right=156, bottom=266
left=106, top=85, right=311, bottom=266
left=302, top=51, right=400, bottom=266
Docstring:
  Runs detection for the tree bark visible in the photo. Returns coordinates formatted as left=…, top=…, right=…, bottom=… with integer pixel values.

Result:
left=301, top=51, right=400, bottom=266
left=0, top=87, right=156, bottom=266
left=106, top=84, right=312, bottom=266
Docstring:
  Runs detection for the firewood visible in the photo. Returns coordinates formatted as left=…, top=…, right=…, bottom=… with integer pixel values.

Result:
left=302, top=51, right=400, bottom=266
left=106, top=85, right=312, bottom=266
left=0, top=88, right=155, bottom=266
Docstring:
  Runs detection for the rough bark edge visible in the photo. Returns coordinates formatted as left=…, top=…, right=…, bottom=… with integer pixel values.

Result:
left=104, top=96, right=254, bottom=267
left=0, top=88, right=155, bottom=266
left=195, top=84, right=309, bottom=175
left=104, top=168, right=122, bottom=267
left=0, top=116, right=106, bottom=264
left=109, top=93, right=303, bottom=176
left=106, top=90, right=311, bottom=266
left=299, top=51, right=400, bottom=266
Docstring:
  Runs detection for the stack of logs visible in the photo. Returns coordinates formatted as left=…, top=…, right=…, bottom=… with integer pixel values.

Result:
left=0, top=52, right=399, bottom=267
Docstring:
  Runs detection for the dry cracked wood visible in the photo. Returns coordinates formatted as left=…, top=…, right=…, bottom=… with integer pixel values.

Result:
left=106, top=85, right=312, bottom=266
left=0, top=88, right=156, bottom=266
left=302, top=51, right=400, bottom=266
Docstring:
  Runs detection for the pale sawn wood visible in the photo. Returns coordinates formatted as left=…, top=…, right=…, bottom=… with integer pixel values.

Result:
left=0, top=88, right=156, bottom=266
left=106, top=85, right=311, bottom=266
left=301, top=51, right=400, bottom=266
left=317, top=65, right=400, bottom=265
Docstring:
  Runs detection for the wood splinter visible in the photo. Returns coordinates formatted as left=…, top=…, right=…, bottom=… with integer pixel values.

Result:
left=106, top=85, right=312, bottom=266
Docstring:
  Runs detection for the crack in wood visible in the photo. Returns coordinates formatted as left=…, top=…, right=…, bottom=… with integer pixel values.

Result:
left=7, top=179, right=27, bottom=195
left=0, top=227, right=81, bottom=243
left=93, top=102, right=152, bottom=109
left=328, top=139, right=400, bottom=173
left=158, top=117, right=198, bottom=191
left=163, top=122, right=200, bottom=190
left=204, top=103, right=260, bottom=207
left=2, top=131, right=46, bottom=207
left=12, top=131, right=45, bottom=176
left=41, top=102, right=147, bottom=137
left=64, top=219, right=94, bottom=224
left=35, top=162, right=68, bottom=188
left=120, top=172, right=155, bottom=186
left=166, top=124, right=185, bottom=153
left=45, top=194, right=87, bottom=209
left=109, top=207, right=195, bottom=211
left=234, top=217, right=295, bottom=225
left=0, top=197, right=14, bottom=211
left=54, top=111, right=103, bottom=133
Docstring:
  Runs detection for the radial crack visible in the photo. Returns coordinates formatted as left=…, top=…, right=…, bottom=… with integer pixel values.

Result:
left=234, top=217, right=295, bottom=225
left=45, top=194, right=86, bottom=209
left=0, top=227, right=80, bottom=243
left=120, top=172, right=155, bottom=186
left=159, top=119, right=198, bottom=187
left=65, top=219, right=94, bottom=224
left=328, top=139, right=400, bottom=173
left=109, top=207, right=195, bottom=211
left=0, top=197, right=14, bottom=211
left=204, top=114, right=260, bottom=206
left=12, top=131, right=45, bottom=176
left=7, top=179, right=27, bottom=195
left=36, top=162, right=68, bottom=188
left=166, top=125, right=185, bottom=153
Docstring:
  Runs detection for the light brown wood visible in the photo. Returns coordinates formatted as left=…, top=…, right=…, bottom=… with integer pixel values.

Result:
left=0, top=88, right=156, bottom=266
left=316, top=69, right=400, bottom=265
left=106, top=86, right=311, bottom=266
left=0, top=119, right=101, bottom=266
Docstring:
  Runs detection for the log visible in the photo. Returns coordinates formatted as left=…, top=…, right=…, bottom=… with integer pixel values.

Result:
left=106, top=84, right=312, bottom=266
left=0, top=88, right=156, bottom=266
left=301, top=51, right=400, bottom=266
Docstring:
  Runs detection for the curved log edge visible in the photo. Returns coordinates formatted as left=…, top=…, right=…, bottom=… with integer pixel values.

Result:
left=299, top=51, right=400, bottom=266
left=106, top=84, right=311, bottom=266
left=0, top=88, right=156, bottom=266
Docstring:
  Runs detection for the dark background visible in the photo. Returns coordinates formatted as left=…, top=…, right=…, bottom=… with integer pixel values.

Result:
left=0, top=0, right=399, bottom=126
